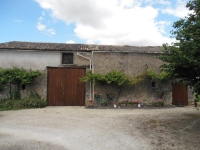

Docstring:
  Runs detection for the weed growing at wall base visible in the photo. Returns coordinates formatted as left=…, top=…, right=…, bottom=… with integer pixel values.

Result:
left=0, top=92, right=47, bottom=111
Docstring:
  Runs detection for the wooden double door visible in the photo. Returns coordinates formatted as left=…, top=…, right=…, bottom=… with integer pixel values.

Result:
left=47, top=67, right=85, bottom=106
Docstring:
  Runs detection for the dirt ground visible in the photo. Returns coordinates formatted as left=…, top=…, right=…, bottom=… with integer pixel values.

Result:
left=0, top=106, right=200, bottom=150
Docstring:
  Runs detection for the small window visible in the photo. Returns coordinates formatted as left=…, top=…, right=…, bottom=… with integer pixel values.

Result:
left=152, top=82, right=156, bottom=88
left=22, top=84, right=26, bottom=90
left=62, top=53, right=73, bottom=64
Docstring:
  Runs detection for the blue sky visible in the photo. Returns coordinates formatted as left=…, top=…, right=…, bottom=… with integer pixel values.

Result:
left=0, top=0, right=190, bottom=46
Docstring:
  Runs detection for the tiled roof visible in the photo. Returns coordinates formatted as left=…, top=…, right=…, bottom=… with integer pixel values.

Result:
left=0, top=41, right=163, bottom=53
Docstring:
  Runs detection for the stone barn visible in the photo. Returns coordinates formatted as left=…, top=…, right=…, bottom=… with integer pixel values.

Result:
left=0, top=41, right=192, bottom=106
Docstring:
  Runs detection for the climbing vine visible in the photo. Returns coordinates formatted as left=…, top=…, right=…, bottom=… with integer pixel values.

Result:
left=80, top=69, right=169, bottom=86
left=81, top=70, right=169, bottom=101
left=80, top=70, right=132, bottom=86
left=0, top=67, right=42, bottom=91
left=145, top=70, right=169, bottom=82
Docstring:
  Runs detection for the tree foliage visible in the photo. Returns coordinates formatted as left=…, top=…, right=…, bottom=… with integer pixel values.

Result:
left=158, top=0, right=200, bottom=95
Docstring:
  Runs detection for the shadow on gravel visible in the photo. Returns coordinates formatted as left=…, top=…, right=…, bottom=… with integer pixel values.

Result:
left=137, top=111, right=200, bottom=150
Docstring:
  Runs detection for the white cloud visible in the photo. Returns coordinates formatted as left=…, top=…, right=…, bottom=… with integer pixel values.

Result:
left=35, top=0, right=180, bottom=46
left=37, top=22, right=56, bottom=35
left=37, top=22, right=46, bottom=31
left=14, top=19, right=22, bottom=23
left=66, top=40, right=75, bottom=44
left=39, top=16, right=44, bottom=21
left=156, top=21, right=171, bottom=34
left=37, top=12, right=56, bottom=35
left=140, top=0, right=171, bottom=6
left=162, top=0, right=190, bottom=18
left=47, top=29, right=56, bottom=35
left=157, top=0, right=171, bottom=5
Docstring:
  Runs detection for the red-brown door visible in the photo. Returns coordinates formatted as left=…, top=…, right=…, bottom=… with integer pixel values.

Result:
left=47, top=67, right=85, bottom=106
left=172, top=82, right=188, bottom=106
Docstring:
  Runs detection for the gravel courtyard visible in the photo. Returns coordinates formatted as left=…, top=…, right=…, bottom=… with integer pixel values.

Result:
left=0, top=106, right=200, bottom=150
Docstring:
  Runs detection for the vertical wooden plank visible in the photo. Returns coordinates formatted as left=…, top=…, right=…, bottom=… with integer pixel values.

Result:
left=48, top=68, right=64, bottom=106
left=79, top=68, right=86, bottom=106
left=172, top=83, right=188, bottom=106
left=47, top=67, right=85, bottom=106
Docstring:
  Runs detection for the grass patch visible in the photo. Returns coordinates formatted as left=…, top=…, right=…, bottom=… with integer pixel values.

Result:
left=0, top=98, right=47, bottom=111
left=0, top=106, right=19, bottom=111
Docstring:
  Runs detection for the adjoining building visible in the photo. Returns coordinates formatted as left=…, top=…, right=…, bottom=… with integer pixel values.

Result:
left=0, top=41, right=193, bottom=106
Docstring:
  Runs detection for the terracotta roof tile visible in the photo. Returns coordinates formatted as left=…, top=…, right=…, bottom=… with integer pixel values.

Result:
left=0, top=41, right=163, bottom=53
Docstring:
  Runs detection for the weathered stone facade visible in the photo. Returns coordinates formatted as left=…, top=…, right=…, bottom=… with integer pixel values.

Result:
left=0, top=41, right=194, bottom=105
left=93, top=79, right=172, bottom=106
left=91, top=52, right=172, bottom=105
left=20, top=70, right=47, bottom=99
left=0, top=84, right=10, bottom=100
left=93, top=52, right=162, bottom=75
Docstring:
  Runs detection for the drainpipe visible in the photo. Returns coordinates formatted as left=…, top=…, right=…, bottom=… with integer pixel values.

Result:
left=77, top=52, right=91, bottom=69
left=77, top=52, right=92, bottom=99
left=92, top=51, right=94, bottom=100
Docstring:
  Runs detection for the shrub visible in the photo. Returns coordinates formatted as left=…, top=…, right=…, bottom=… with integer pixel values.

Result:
left=4, top=100, right=15, bottom=108
left=20, top=98, right=47, bottom=108
left=0, top=92, right=47, bottom=110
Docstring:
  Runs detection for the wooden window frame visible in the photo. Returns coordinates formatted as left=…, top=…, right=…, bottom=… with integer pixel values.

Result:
left=62, top=53, right=74, bottom=64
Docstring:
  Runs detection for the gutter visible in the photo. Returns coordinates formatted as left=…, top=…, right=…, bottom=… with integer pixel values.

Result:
left=77, top=52, right=92, bottom=99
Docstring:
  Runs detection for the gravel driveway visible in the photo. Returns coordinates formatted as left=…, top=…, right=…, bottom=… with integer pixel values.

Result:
left=0, top=106, right=200, bottom=150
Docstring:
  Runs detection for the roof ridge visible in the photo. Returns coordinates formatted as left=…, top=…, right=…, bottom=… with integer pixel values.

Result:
left=0, top=41, right=163, bottom=53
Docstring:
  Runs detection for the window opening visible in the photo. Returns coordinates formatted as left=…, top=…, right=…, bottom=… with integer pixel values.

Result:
left=62, top=53, right=73, bottom=64
left=152, top=82, right=156, bottom=88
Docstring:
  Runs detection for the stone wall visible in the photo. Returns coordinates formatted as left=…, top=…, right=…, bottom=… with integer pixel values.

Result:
left=0, top=70, right=47, bottom=100
left=0, top=52, right=91, bottom=101
left=20, top=70, right=47, bottom=99
left=0, top=51, right=195, bottom=105
left=93, top=77, right=172, bottom=106
left=0, top=84, right=10, bottom=100
left=74, top=52, right=92, bottom=67
left=0, top=51, right=61, bottom=70
left=91, top=52, right=174, bottom=105
left=93, top=52, right=162, bottom=76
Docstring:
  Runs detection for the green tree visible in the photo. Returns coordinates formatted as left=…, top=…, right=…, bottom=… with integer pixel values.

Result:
left=158, top=0, right=200, bottom=95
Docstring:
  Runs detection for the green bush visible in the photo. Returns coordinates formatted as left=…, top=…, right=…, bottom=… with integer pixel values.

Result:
left=0, top=91, right=47, bottom=111
left=4, top=100, right=15, bottom=108
left=20, top=98, right=47, bottom=108
left=0, top=96, right=47, bottom=110
left=29, top=91, right=41, bottom=99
